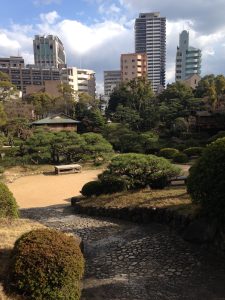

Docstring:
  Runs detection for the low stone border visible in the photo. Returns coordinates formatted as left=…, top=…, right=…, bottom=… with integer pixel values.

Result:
left=72, top=199, right=225, bottom=255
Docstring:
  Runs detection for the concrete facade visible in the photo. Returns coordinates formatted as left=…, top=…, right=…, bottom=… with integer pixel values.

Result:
left=182, top=74, right=201, bottom=89
left=33, top=35, right=66, bottom=68
left=121, top=53, right=147, bottom=81
left=104, top=70, right=121, bottom=97
left=135, top=12, right=166, bottom=92
left=175, top=31, right=201, bottom=81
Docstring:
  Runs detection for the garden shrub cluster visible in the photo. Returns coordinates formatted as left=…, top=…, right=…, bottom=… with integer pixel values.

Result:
left=0, top=182, right=19, bottom=218
left=172, top=152, right=189, bottom=163
left=81, top=153, right=180, bottom=196
left=187, top=138, right=225, bottom=222
left=158, top=148, right=179, bottom=159
left=8, top=229, right=84, bottom=300
left=183, top=147, right=204, bottom=157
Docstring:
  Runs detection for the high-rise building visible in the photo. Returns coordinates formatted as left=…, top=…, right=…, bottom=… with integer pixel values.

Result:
left=135, top=12, right=166, bottom=92
left=104, top=70, right=121, bottom=97
left=33, top=35, right=66, bottom=68
left=121, top=53, right=147, bottom=82
left=175, top=30, right=201, bottom=81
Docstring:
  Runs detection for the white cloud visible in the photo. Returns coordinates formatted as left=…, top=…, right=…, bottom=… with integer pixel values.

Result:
left=40, top=11, right=60, bottom=24
left=1, top=3, right=225, bottom=92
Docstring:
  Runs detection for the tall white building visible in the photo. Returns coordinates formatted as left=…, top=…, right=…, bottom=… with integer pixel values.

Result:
left=135, top=12, right=166, bottom=92
left=175, top=30, right=201, bottom=81
left=33, top=35, right=66, bottom=68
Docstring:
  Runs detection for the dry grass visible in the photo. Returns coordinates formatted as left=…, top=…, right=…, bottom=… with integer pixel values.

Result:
left=0, top=218, right=46, bottom=300
left=78, top=187, right=199, bottom=216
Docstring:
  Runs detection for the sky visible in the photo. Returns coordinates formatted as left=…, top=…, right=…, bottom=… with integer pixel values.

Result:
left=0, top=0, right=225, bottom=93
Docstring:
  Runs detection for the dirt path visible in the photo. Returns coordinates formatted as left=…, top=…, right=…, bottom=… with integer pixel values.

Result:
left=8, top=169, right=102, bottom=209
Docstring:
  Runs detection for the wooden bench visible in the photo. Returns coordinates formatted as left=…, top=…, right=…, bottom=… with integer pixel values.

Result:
left=168, top=175, right=187, bottom=186
left=55, top=164, right=82, bottom=175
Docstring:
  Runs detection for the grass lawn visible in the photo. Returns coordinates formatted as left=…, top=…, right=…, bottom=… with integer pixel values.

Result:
left=77, top=187, right=199, bottom=217
left=0, top=219, right=45, bottom=300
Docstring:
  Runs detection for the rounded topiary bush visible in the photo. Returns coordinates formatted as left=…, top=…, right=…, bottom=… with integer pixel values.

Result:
left=9, top=229, right=84, bottom=300
left=183, top=147, right=204, bottom=157
left=100, top=153, right=180, bottom=190
left=100, top=176, right=127, bottom=194
left=0, top=182, right=19, bottom=218
left=81, top=180, right=103, bottom=197
left=158, top=148, right=179, bottom=159
left=187, top=138, right=225, bottom=221
left=173, top=152, right=189, bottom=163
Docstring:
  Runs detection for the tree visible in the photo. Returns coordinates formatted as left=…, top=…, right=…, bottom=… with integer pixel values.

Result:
left=159, top=81, right=193, bottom=102
left=0, top=103, right=7, bottom=126
left=26, top=92, right=54, bottom=118
left=187, top=137, right=225, bottom=221
left=0, top=71, right=17, bottom=102
left=56, top=83, right=77, bottom=116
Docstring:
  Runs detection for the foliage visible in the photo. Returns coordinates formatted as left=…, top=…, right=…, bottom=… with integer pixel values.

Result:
left=0, top=182, right=19, bottom=218
left=0, top=103, right=7, bottom=126
left=0, top=71, right=17, bottom=101
left=81, top=181, right=103, bottom=197
left=183, top=147, right=204, bottom=157
left=107, top=77, right=156, bottom=131
left=172, top=152, right=189, bottom=163
left=159, top=81, right=194, bottom=102
left=20, top=130, right=113, bottom=164
left=3, top=118, right=31, bottom=141
left=103, top=123, right=159, bottom=154
left=187, top=138, right=225, bottom=221
left=25, top=92, right=54, bottom=118
left=9, top=229, right=84, bottom=300
left=208, top=131, right=225, bottom=143
left=100, top=153, right=180, bottom=190
left=158, top=148, right=179, bottom=159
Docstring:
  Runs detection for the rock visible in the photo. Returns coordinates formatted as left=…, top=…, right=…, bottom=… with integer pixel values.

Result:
left=182, top=219, right=217, bottom=243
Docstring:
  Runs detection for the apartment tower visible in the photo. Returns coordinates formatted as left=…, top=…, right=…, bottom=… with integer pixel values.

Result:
left=104, top=70, right=121, bottom=97
left=135, top=12, right=166, bottom=92
left=121, top=53, right=147, bottom=81
left=175, top=30, right=201, bottom=81
left=33, top=35, right=66, bottom=68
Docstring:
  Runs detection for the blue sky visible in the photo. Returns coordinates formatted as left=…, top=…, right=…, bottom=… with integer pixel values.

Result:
left=0, top=0, right=225, bottom=93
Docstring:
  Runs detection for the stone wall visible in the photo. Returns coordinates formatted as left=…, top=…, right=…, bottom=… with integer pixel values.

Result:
left=71, top=199, right=225, bottom=255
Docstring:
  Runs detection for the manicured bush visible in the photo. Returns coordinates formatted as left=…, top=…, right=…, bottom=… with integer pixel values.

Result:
left=0, top=182, right=19, bottom=218
left=158, top=148, right=179, bottom=159
left=100, top=153, right=180, bottom=190
left=183, top=147, right=204, bottom=157
left=187, top=138, right=225, bottom=221
left=173, top=152, right=189, bottom=163
left=149, top=176, right=169, bottom=189
left=81, top=180, right=103, bottom=197
left=9, top=229, right=84, bottom=300
left=100, top=176, right=127, bottom=194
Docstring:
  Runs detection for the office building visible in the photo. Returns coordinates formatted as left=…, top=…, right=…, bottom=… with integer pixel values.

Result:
left=104, top=70, right=121, bottom=97
left=121, top=53, right=147, bottom=81
left=175, top=30, right=201, bottom=81
left=33, top=35, right=66, bottom=68
left=135, top=12, right=166, bottom=92
left=0, top=56, right=24, bottom=68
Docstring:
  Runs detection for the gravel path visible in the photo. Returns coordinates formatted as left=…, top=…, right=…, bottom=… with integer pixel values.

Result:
left=21, top=205, right=225, bottom=300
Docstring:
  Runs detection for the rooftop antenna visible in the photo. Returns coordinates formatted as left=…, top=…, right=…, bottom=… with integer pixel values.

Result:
left=17, top=48, right=20, bottom=57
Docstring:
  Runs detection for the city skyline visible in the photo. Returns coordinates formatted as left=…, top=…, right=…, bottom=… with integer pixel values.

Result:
left=0, top=0, right=225, bottom=93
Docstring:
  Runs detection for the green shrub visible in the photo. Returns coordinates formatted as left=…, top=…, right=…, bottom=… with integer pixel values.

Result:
left=183, top=147, right=204, bottom=157
left=0, top=182, right=19, bottom=218
left=0, top=166, right=4, bottom=173
left=100, top=176, right=127, bottom=194
left=158, top=148, right=179, bottom=159
left=81, top=180, right=103, bottom=197
left=100, top=153, right=180, bottom=190
left=9, top=229, right=84, bottom=300
left=173, top=152, right=189, bottom=163
left=149, top=176, right=169, bottom=189
left=187, top=138, right=225, bottom=221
